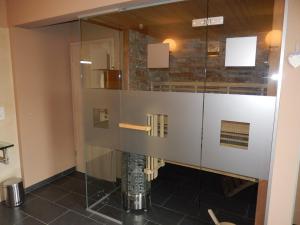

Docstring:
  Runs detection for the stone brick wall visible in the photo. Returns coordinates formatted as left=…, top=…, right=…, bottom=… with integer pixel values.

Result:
left=128, top=29, right=270, bottom=92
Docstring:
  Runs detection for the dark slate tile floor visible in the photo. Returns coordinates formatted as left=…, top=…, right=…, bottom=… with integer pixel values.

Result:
left=0, top=172, right=117, bottom=225
left=88, top=164, right=257, bottom=225
left=0, top=165, right=257, bottom=225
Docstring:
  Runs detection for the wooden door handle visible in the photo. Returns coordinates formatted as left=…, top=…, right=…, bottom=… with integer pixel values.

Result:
left=119, top=123, right=151, bottom=132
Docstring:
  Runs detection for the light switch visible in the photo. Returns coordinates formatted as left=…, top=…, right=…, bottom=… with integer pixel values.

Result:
left=0, top=107, right=5, bottom=120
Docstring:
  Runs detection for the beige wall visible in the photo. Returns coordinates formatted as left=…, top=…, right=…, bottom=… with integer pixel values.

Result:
left=0, top=0, right=22, bottom=201
left=9, top=23, right=77, bottom=187
left=266, top=0, right=300, bottom=224
left=0, top=0, right=7, bottom=27
left=295, top=168, right=300, bottom=224
left=5, top=0, right=147, bottom=26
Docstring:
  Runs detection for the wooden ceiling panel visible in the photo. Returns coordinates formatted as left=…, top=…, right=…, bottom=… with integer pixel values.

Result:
left=89, top=0, right=277, bottom=39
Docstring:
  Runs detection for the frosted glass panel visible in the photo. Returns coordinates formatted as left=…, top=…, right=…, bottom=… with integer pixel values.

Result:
left=120, top=91, right=203, bottom=166
left=202, top=94, right=276, bottom=179
left=83, top=89, right=120, bottom=150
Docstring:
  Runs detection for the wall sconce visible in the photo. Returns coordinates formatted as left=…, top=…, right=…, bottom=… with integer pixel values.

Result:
left=265, top=30, right=282, bottom=48
left=163, top=38, right=177, bottom=52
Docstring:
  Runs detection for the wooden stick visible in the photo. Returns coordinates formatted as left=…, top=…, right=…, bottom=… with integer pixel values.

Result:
left=118, top=123, right=151, bottom=132
left=208, top=209, right=220, bottom=225
left=165, top=160, right=258, bottom=182
left=255, top=180, right=268, bottom=225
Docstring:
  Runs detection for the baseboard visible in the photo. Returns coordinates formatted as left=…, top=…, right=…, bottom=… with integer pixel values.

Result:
left=25, top=167, right=76, bottom=193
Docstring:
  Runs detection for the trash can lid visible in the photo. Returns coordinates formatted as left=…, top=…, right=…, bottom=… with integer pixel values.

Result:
left=3, top=178, right=23, bottom=186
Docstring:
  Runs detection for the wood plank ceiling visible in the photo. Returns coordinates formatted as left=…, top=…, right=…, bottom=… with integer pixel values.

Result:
left=88, top=0, right=275, bottom=40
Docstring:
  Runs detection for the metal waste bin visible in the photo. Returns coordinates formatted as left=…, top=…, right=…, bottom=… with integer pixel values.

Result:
left=3, top=178, right=25, bottom=207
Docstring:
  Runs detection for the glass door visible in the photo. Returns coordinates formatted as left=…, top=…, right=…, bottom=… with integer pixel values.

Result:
left=200, top=0, right=283, bottom=224
left=81, top=1, right=208, bottom=224
left=201, top=0, right=282, bottom=180
left=80, top=0, right=284, bottom=224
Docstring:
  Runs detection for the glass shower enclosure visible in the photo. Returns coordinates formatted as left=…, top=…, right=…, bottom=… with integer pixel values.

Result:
left=79, top=0, right=284, bottom=224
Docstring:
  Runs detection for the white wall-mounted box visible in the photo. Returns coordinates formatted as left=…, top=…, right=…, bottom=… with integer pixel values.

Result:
left=147, top=43, right=169, bottom=68
left=225, top=36, right=257, bottom=67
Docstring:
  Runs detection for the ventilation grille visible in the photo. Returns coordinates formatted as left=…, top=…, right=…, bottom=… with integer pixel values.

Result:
left=147, top=114, right=168, bottom=138
left=220, top=120, right=250, bottom=150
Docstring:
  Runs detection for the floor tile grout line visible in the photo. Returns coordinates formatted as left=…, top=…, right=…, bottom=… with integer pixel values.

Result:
left=151, top=203, right=185, bottom=216
left=11, top=212, right=29, bottom=225
left=24, top=194, right=69, bottom=211
left=24, top=194, right=78, bottom=220
left=17, top=210, right=47, bottom=225
left=25, top=214, right=48, bottom=225
left=30, top=190, right=71, bottom=204
left=47, top=209, right=71, bottom=225
left=177, top=214, right=187, bottom=225
left=53, top=191, right=74, bottom=203
left=160, top=193, right=174, bottom=206
left=70, top=208, right=106, bottom=225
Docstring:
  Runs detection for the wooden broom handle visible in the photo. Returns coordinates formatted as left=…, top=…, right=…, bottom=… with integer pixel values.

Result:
left=119, top=123, right=151, bottom=132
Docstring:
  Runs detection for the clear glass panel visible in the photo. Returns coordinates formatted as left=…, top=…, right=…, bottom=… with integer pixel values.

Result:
left=205, top=0, right=284, bottom=96
left=89, top=0, right=208, bottom=92
left=81, top=1, right=209, bottom=224
left=80, top=20, right=123, bottom=211
left=202, top=0, right=284, bottom=223
left=80, top=0, right=285, bottom=224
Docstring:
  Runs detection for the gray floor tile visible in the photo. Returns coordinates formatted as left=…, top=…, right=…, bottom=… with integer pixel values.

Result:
left=198, top=191, right=249, bottom=217
left=31, top=184, right=69, bottom=202
left=96, top=205, right=123, bottom=221
left=179, top=216, right=211, bottom=225
left=25, top=194, right=37, bottom=203
left=91, top=207, right=149, bottom=225
left=66, top=171, right=86, bottom=181
left=0, top=203, right=27, bottom=225
left=20, top=197, right=67, bottom=223
left=151, top=191, right=172, bottom=206
left=145, top=221, right=160, bottom=225
left=90, top=212, right=120, bottom=225
left=123, top=212, right=148, bottom=225
left=145, top=205, right=184, bottom=225
left=52, top=177, right=86, bottom=196
left=101, top=190, right=122, bottom=209
left=49, top=211, right=101, bottom=225
left=163, top=195, right=200, bottom=217
left=14, top=216, right=45, bottom=225
left=55, top=192, right=91, bottom=217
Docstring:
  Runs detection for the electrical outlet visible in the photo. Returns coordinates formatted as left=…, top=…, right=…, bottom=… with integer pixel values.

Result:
left=0, top=107, right=5, bottom=120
